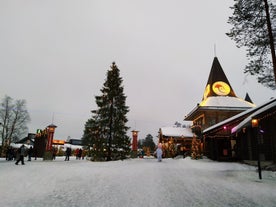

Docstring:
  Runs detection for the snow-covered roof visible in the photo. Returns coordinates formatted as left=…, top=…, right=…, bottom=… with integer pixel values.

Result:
left=202, top=98, right=275, bottom=134
left=199, top=96, right=255, bottom=108
left=231, top=99, right=276, bottom=134
left=160, top=127, right=194, bottom=137
left=10, top=143, right=32, bottom=149
left=185, top=96, right=255, bottom=121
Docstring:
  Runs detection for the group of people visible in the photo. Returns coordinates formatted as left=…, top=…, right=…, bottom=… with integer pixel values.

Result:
left=64, top=147, right=85, bottom=161
left=75, top=148, right=83, bottom=160
left=5, top=146, right=16, bottom=161
left=8, top=145, right=85, bottom=163
left=14, top=145, right=34, bottom=165
left=9, top=144, right=162, bottom=163
left=5, top=145, right=34, bottom=165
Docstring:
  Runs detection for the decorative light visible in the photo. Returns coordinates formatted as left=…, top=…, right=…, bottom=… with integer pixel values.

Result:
left=212, top=81, right=231, bottom=96
left=251, top=119, right=259, bottom=128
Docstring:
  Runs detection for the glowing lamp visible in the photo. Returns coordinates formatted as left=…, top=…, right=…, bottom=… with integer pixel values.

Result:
left=251, top=119, right=259, bottom=128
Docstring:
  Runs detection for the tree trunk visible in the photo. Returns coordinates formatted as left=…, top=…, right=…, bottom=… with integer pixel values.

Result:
left=264, top=0, right=276, bottom=85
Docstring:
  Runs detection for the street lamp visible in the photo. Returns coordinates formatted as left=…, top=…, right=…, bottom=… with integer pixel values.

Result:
left=43, top=124, right=57, bottom=160
left=131, top=130, right=139, bottom=158
left=251, top=118, right=262, bottom=180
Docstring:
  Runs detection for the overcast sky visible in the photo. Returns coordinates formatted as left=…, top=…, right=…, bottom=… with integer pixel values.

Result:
left=0, top=0, right=275, bottom=142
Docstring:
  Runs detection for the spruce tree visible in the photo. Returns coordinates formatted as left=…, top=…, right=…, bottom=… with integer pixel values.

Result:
left=142, top=134, right=156, bottom=152
left=82, top=62, right=130, bottom=161
left=82, top=116, right=105, bottom=160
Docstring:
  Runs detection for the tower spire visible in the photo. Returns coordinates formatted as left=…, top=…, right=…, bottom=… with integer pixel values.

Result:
left=202, top=57, right=236, bottom=100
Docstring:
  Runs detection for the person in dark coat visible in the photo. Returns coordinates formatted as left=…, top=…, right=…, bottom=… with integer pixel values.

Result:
left=28, top=146, right=33, bottom=161
left=52, top=147, right=57, bottom=160
left=64, top=147, right=71, bottom=161
left=6, top=146, right=13, bottom=161
left=15, top=145, right=26, bottom=165
left=78, top=148, right=82, bottom=160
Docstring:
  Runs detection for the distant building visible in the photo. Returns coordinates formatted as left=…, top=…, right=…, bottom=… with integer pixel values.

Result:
left=67, top=139, right=83, bottom=146
left=16, top=133, right=36, bottom=146
left=158, top=126, right=194, bottom=157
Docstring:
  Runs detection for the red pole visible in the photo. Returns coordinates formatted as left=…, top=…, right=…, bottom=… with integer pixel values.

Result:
left=46, top=124, right=57, bottom=151
left=132, top=130, right=139, bottom=151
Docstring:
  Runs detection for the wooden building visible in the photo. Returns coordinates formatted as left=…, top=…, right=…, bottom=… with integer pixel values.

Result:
left=203, top=98, right=276, bottom=162
left=159, top=126, right=194, bottom=157
left=231, top=98, right=276, bottom=162
left=184, top=57, right=255, bottom=160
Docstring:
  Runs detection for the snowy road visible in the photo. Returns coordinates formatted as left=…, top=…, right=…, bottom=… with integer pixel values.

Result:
left=1, top=157, right=276, bottom=207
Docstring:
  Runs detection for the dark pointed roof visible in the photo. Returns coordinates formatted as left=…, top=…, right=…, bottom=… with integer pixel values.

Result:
left=245, top=92, right=254, bottom=104
left=47, top=124, right=57, bottom=128
left=202, top=57, right=236, bottom=100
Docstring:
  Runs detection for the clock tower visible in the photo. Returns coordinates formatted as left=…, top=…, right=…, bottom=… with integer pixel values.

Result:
left=202, top=57, right=236, bottom=100
left=185, top=56, right=255, bottom=132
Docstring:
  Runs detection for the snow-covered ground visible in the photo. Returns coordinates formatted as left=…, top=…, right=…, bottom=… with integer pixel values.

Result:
left=1, top=156, right=276, bottom=207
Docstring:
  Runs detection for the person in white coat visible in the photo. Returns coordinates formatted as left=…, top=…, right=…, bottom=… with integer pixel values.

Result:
left=156, top=143, right=163, bottom=162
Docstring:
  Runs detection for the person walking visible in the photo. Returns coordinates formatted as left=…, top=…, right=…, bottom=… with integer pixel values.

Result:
left=156, top=143, right=163, bottom=162
left=52, top=147, right=57, bottom=160
left=64, top=147, right=71, bottom=161
left=28, top=146, right=33, bottom=161
left=6, top=146, right=13, bottom=161
left=15, top=145, right=26, bottom=165
left=78, top=148, right=82, bottom=160
left=75, top=148, right=79, bottom=160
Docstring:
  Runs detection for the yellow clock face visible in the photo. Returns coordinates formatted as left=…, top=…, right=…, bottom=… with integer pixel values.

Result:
left=212, top=81, right=230, bottom=96
left=203, top=84, right=210, bottom=100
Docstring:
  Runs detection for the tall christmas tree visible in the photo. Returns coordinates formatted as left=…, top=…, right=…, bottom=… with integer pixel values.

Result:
left=82, top=62, right=130, bottom=161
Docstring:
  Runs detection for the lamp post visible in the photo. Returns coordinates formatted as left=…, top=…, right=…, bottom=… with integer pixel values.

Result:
left=44, top=124, right=57, bottom=160
left=252, top=118, right=262, bottom=180
left=131, top=130, right=139, bottom=158
left=46, top=124, right=57, bottom=151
